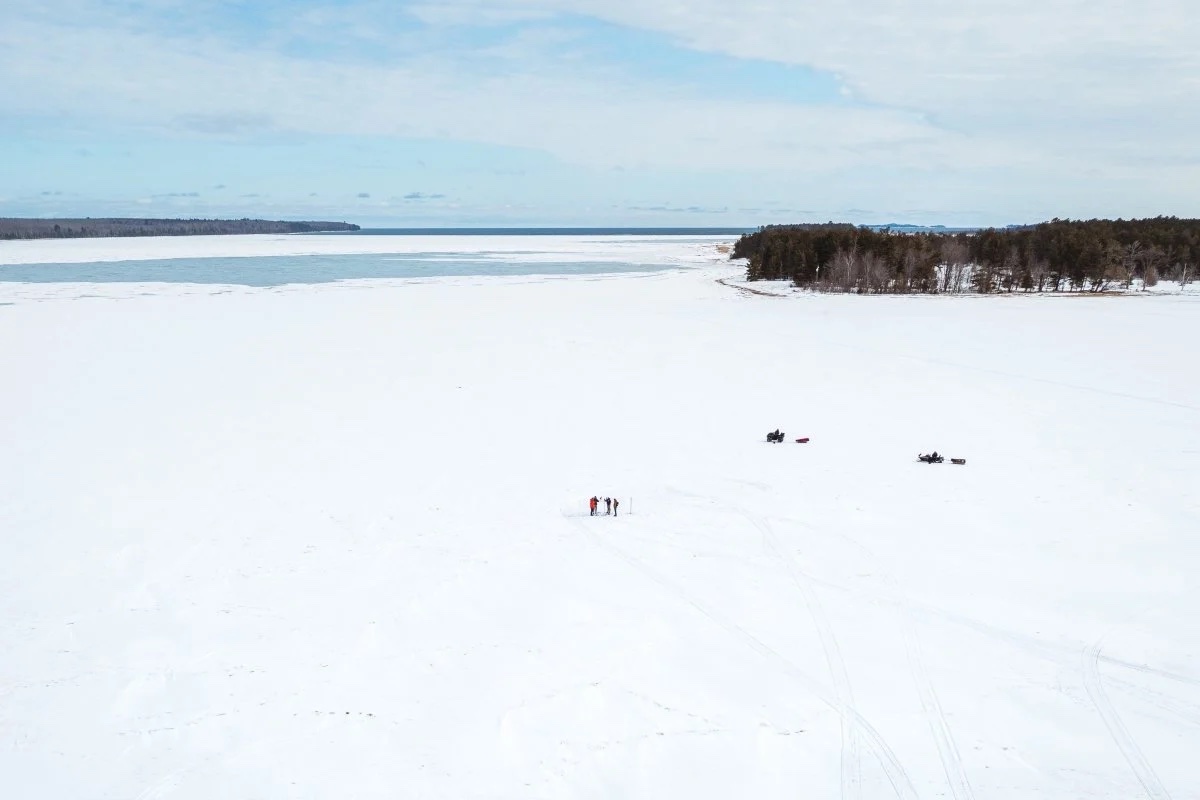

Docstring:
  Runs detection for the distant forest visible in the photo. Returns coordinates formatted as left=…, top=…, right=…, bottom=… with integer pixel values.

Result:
left=732, top=217, right=1200, bottom=293
left=0, top=218, right=360, bottom=240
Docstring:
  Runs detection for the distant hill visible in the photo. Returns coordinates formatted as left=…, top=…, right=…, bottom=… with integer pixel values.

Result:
left=867, top=223, right=980, bottom=233
left=0, top=218, right=360, bottom=240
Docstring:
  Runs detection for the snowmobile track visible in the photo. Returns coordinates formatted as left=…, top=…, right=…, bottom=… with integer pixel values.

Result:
left=737, top=510, right=863, bottom=800
left=901, top=611, right=976, bottom=800
left=749, top=503, right=975, bottom=800
left=568, top=513, right=919, bottom=800
left=1083, top=638, right=1175, bottom=800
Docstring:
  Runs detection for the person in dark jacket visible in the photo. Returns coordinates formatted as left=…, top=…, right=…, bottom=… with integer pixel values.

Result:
left=605, top=497, right=612, bottom=515
left=613, top=498, right=620, bottom=516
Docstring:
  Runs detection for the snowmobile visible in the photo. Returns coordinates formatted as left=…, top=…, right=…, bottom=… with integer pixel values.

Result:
left=917, top=453, right=967, bottom=465
left=766, top=430, right=785, bottom=443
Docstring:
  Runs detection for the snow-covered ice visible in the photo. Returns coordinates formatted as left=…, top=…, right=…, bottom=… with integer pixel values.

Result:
left=0, top=232, right=731, bottom=266
left=1, top=235, right=1197, bottom=799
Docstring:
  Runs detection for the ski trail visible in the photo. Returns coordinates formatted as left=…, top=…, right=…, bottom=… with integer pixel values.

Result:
left=568, top=516, right=919, bottom=800
left=1083, top=637, right=1175, bottom=800
left=739, top=510, right=862, bottom=800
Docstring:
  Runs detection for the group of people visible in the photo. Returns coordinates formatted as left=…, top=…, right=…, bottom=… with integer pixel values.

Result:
left=589, top=496, right=620, bottom=516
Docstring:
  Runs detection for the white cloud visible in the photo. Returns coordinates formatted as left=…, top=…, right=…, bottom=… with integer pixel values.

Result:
left=552, top=0, right=1200, bottom=153
left=2, top=1, right=1197, bottom=220
left=0, top=10, right=964, bottom=173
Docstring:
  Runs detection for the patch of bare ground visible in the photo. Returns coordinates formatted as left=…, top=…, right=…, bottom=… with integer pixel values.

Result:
left=715, top=278, right=790, bottom=298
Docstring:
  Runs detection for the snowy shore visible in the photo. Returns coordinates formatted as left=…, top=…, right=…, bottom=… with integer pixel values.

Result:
left=1, top=236, right=1197, bottom=799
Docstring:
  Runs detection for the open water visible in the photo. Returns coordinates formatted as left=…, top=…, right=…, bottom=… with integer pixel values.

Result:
left=0, top=228, right=745, bottom=287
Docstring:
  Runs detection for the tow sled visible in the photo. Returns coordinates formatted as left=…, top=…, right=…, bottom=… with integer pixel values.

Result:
left=917, top=454, right=967, bottom=465
left=766, top=431, right=809, bottom=444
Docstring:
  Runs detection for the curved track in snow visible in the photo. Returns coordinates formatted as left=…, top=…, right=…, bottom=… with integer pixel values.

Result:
left=1083, top=637, right=1175, bottom=800
left=568, top=514, right=920, bottom=800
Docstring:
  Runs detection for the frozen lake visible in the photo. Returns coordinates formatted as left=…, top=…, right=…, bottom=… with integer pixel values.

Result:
left=1, top=233, right=1197, bottom=799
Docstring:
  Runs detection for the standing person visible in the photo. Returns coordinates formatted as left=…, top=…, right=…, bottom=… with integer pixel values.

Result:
left=589, top=496, right=598, bottom=516
left=612, top=498, right=619, bottom=516
left=605, top=497, right=612, bottom=515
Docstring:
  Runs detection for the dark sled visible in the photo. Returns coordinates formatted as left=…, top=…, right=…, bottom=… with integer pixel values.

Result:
left=950, top=458, right=966, bottom=465
left=795, top=437, right=810, bottom=444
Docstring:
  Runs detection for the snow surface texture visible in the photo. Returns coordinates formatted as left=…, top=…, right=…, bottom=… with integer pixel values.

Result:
left=1, top=235, right=1198, bottom=799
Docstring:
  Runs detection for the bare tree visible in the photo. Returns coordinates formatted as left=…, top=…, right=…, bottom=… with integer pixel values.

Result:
left=861, top=252, right=891, bottom=293
left=828, top=249, right=859, bottom=293
left=901, top=248, right=919, bottom=293
left=1177, top=260, right=1195, bottom=290
left=1144, top=262, right=1160, bottom=288
left=1001, top=246, right=1022, bottom=292
left=1099, top=242, right=1126, bottom=292
left=1121, top=241, right=1144, bottom=289
left=1027, top=255, right=1050, bottom=292
left=939, top=239, right=969, bottom=294
left=1139, top=246, right=1165, bottom=290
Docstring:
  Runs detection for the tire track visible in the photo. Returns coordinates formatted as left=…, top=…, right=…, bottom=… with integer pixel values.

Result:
left=1103, top=673, right=1200, bottom=728
left=899, top=611, right=976, bottom=800
left=134, top=770, right=183, bottom=800
left=1083, top=637, right=1174, bottom=800
left=568, top=515, right=918, bottom=800
left=736, top=536, right=1200, bottom=693
left=739, top=511, right=862, bottom=800
left=832, top=533, right=975, bottom=800
left=779, top=509, right=1189, bottom=800
left=734, top=502, right=973, bottom=800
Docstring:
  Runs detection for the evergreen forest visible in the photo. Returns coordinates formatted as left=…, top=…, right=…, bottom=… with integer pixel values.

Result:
left=0, top=218, right=360, bottom=240
left=732, top=218, right=1200, bottom=293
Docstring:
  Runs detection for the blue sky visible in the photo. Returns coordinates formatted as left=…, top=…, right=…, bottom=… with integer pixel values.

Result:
left=2, top=0, right=1196, bottom=227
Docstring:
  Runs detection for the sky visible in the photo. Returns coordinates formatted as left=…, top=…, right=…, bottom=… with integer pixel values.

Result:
left=1, top=0, right=1197, bottom=227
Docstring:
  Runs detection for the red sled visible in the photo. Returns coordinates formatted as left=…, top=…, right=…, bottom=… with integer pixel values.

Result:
left=795, top=437, right=810, bottom=443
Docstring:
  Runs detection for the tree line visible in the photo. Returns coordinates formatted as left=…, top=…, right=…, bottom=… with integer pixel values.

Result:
left=0, top=218, right=360, bottom=240
left=732, top=217, right=1200, bottom=293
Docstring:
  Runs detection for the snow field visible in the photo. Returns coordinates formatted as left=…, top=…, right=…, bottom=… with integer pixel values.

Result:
left=1, top=236, right=1197, bottom=799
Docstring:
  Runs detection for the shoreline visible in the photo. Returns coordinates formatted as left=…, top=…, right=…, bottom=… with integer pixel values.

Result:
left=0, top=218, right=358, bottom=241
left=0, top=232, right=740, bottom=266
left=2, top=235, right=1196, bottom=797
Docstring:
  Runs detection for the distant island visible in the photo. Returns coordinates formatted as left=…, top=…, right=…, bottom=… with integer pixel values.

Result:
left=0, top=218, right=360, bottom=240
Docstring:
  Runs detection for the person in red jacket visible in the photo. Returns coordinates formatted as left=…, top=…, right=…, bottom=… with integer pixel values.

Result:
left=589, top=496, right=598, bottom=516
